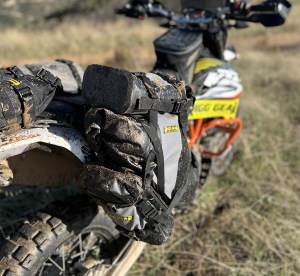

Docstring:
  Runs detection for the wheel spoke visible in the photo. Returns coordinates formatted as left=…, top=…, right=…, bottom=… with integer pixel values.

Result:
left=62, top=246, right=66, bottom=276
left=68, top=236, right=81, bottom=252
left=35, top=227, right=116, bottom=275
left=48, top=257, right=64, bottom=273
left=79, top=234, right=84, bottom=261
left=38, top=264, right=44, bottom=276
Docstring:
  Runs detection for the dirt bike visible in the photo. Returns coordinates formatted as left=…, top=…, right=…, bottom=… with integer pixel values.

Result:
left=0, top=0, right=291, bottom=275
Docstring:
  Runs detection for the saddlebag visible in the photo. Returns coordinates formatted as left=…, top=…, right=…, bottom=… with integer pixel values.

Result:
left=18, top=59, right=84, bottom=95
left=79, top=65, right=200, bottom=245
left=0, top=66, right=61, bottom=131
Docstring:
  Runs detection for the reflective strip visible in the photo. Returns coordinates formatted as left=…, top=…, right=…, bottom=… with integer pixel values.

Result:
left=157, top=113, right=182, bottom=199
left=194, top=58, right=225, bottom=74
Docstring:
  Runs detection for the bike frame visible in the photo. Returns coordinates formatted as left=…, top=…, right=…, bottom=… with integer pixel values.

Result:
left=188, top=93, right=243, bottom=156
left=188, top=117, right=243, bottom=156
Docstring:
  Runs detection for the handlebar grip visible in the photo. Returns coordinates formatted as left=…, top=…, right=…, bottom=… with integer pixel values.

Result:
left=115, top=4, right=147, bottom=19
left=116, top=1, right=171, bottom=19
left=115, top=8, right=126, bottom=15
left=250, top=3, right=278, bottom=12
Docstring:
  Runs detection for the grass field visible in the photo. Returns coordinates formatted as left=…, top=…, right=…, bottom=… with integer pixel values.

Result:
left=0, top=1, right=299, bottom=275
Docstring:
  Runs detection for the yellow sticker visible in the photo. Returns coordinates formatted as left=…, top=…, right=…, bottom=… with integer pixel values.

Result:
left=8, top=79, right=21, bottom=86
left=194, top=58, right=225, bottom=75
left=189, top=99, right=240, bottom=120
left=108, top=214, right=133, bottom=222
left=164, top=125, right=179, bottom=134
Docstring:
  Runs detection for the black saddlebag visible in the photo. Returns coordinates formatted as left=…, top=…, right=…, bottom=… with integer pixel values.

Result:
left=79, top=65, right=200, bottom=245
left=0, top=66, right=61, bottom=131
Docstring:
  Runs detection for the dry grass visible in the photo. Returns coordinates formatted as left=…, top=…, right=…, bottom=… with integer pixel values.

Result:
left=0, top=18, right=164, bottom=70
left=0, top=1, right=299, bottom=275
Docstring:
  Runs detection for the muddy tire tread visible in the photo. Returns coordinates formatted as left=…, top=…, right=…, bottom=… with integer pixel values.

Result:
left=0, top=212, right=70, bottom=276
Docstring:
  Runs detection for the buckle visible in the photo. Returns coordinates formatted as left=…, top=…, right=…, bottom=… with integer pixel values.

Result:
left=173, top=100, right=189, bottom=113
left=136, top=199, right=159, bottom=220
left=8, top=66, right=24, bottom=78
left=37, top=69, right=60, bottom=87
left=172, top=101, right=182, bottom=113
left=15, top=86, right=33, bottom=102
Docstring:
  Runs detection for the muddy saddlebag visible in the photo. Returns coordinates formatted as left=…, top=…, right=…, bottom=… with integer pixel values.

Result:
left=0, top=66, right=61, bottom=131
left=18, top=59, right=84, bottom=95
left=79, top=65, right=200, bottom=245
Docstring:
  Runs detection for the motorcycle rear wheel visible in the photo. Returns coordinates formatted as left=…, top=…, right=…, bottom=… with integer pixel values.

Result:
left=210, top=130, right=237, bottom=176
left=0, top=196, right=129, bottom=276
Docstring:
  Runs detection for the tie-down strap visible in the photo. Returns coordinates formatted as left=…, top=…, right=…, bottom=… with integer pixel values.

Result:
left=134, top=72, right=192, bottom=114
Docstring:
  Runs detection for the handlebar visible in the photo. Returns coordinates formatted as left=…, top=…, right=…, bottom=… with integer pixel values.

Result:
left=116, top=2, right=172, bottom=19
left=229, top=0, right=291, bottom=26
left=116, top=0, right=291, bottom=28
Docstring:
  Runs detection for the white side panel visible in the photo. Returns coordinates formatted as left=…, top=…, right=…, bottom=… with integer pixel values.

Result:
left=196, top=68, right=243, bottom=100
left=0, top=126, right=91, bottom=163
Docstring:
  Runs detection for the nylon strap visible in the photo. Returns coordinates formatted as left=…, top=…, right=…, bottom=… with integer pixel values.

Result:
left=143, top=151, right=156, bottom=190
left=141, top=114, right=165, bottom=196
left=12, top=83, right=35, bottom=128
left=56, top=59, right=82, bottom=91
left=7, top=66, right=24, bottom=78
left=168, top=141, right=191, bottom=212
left=36, top=68, right=61, bottom=87
left=137, top=97, right=189, bottom=113
left=168, top=174, right=189, bottom=212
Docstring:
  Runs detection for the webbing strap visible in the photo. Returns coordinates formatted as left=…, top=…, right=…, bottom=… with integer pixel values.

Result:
left=7, top=66, right=24, bottom=78
left=179, top=110, right=189, bottom=139
left=12, top=83, right=35, bottom=128
left=134, top=72, right=192, bottom=114
left=37, top=69, right=60, bottom=87
left=143, top=151, right=156, bottom=190
left=56, top=59, right=82, bottom=91
left=168, top=140, right=191, bottom=212
left=168, top=175, right=189, bottom=212
left=137, top=97, right=189, bottom=114
left=141, top=111, right=166, bottom=196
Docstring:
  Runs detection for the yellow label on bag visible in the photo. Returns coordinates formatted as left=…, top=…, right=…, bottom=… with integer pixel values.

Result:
left=164, top=125, right=179, bottom=134
left=8, top=79, right=21, bottom=86
left=189, top=99, right=240, bottom=120
left=108, top=215, right=133, bottom=222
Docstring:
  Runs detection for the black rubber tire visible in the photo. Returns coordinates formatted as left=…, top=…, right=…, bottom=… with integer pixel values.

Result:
left=210, top=135, right=237, bottom=176
left=0, top=196, right=121, bottom=276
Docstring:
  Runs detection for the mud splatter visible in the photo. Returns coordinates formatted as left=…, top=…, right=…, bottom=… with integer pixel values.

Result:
left=0, top=160, right=13, bottom=187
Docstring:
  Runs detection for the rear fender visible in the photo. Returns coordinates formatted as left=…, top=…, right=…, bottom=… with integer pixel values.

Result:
left=0, top=126, right=92, bottom=187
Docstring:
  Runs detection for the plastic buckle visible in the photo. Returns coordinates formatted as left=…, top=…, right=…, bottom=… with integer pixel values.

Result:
left=16, top=86, right=33, bottom=103
left=174, top=99, right=189, bottom=113
left=173, top=101, right=182, bottom=113
left=8, top=66, right=24, bottom=78
left=136, top=199, right=159, bottom=220
left=106, top=203, right=117, bottom=213
left=37, top=69, right=60, bottom=87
